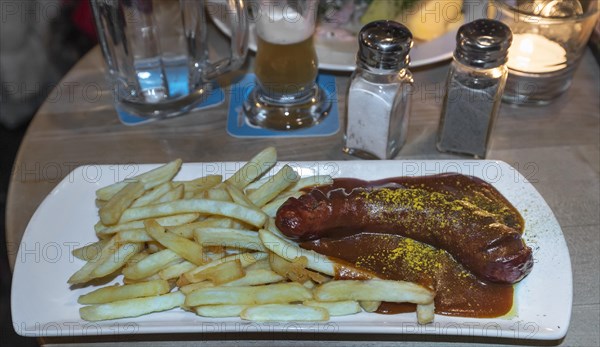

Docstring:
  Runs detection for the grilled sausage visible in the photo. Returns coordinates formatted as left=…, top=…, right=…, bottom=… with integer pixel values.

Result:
left=276, top=185, right=533, bottom=284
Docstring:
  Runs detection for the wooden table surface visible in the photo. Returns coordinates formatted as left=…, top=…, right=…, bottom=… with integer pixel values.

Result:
left=6, top=31, right=599, bottom=346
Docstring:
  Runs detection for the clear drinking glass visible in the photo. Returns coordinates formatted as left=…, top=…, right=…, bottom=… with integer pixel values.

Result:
left=91, top=0, right=248, bottom=118
left=243, top=0, right=331, bottom=130
left=490, top=0, right=599, bottom=105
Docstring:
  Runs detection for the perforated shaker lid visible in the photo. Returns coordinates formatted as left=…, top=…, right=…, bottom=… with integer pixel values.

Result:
left=357, top=20, right=413, bottom=70
left=454, top=19, right=513, bottom=69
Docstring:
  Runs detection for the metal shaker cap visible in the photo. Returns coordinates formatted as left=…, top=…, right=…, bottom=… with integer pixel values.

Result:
left=454, top=19, right=512, bottom=69
left=357, top=20, right=413, bottom=70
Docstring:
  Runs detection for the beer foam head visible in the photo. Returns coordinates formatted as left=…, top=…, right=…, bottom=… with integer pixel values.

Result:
left=256, top=6, right=314, bottom=44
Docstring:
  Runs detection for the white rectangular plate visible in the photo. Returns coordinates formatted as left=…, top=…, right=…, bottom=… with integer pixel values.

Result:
left=11, top=160, right=571, bottom=339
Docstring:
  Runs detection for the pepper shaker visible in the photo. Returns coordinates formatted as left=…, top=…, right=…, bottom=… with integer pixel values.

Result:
left=344, top=20, right=414, bottom=160
left=437, top=19, right=513, bottom=159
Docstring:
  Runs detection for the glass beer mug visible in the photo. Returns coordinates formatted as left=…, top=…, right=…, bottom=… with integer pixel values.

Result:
left=91, top=0, right=248, bottom=118
left=243, top=0, right=331, bottom=130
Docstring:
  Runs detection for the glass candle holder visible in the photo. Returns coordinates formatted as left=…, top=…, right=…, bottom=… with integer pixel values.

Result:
left=489, top=0, right=599, bottom=105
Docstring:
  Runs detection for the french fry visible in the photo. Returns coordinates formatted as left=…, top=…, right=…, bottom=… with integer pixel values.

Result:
left=155, top=184, right=184, bottom=204
left=71, top=241, right=143, bottom=284
left=195, top=305, right=248, bottom=317
left=134, top=159, right=182, bottom=189
left=204, top=188, right=232, bottom=202
left=303, top=300, right=362, bottom=316
left=91, top=242, right=144, bottom=279
left=95, top=181, right=128, bottom=202
left=269, top=253, right=310, bottom=284
left=247, top=165, right=299, bottom=207
left=359, top=301, right=381, bottom=313
left=99, top=181, right=146, bottom=225
left=184, top=282, right=312, bottom=306
left=96, top=213, right=199, bottom=236
left=187, top=259, right=245, bottom=285
left=258, top=228, right=335, bottom=276
left=177, top=175, right=222, bottom=195
left=115, top=228, right=152, bottom=243
left=123, top=273, right=163, bottom=285
left=166, top=216, right=235, bottom=239
left=225, top=147, right=277, bottom=189
left=184, top=252, right=266, bottom=283
left=243, top=177, right=266, bottom=192
left=307, top=271, right=330, bottom=284
left=158, top=261, right=197, bottom=281
left=195, top=227, right=266, bottom=252
left=119, top=199, right=267, bottom=228
left=68, top=237, right=117, bottom=284
left=223, top=269, right=284, bottom=287
left=228, top=218, right=254, bottom=230
left=95, top=159, right=182, bottom=200
left=126, top=251, right=149, bottom=266
left=145, top=220, right=206, bottom=266
left=176, top=274, right=190, bottom=287
left=146, top=241, right=165, bottom=253
left=80, top=291, right=185, bottom=321
left=204, top=245, right=227, bottom=255
left=240, top=304, right=329, bottom=321
left=262, top=220, right=362, bottom=281
left=180, top=281, right=215, bottom=295
left=303, top=280, right=316, bottom=289
left=286, top=175, right=333, bottom=192
left=417, top=302, right=435, bottom=324
left=268, top=253, right=329, bottom=284
left=203, top=246, right=227, bottom=262
left=96, top=199, right=106, bottom=209
left=78, top=280, right=170, bottom=304
left=224, top=182, right=258, bottom=208
left=244, top=258, right=271, bottom=271
left=130, top=182, right=172, bottom=208
left=224, top=249, right=247, bottom=257
left=122, top=249, right=182, bottom=280
left=72, top=239, right=110, bottom=261
left=314, top=279, right=434, bottom=305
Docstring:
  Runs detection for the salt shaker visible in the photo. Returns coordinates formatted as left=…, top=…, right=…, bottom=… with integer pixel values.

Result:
left=343, top=20, right=414, bottom=160
left=437, top=19, right=512, bottom=159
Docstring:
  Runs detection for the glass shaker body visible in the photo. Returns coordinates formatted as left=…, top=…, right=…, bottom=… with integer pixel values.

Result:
left=436, top=19, right=512, bottom=159
left=437, top=59, right=508, bottom=158
left=344, top=66, right=413, bottom=160
left=343, top=20, right=414, bottom=160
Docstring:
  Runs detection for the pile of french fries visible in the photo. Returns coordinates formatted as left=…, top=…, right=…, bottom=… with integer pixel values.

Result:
left=69, top=147, right=435, bottom=323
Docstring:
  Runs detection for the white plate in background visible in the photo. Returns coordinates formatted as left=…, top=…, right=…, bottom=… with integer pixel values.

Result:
left=12, top=160, right=571, bottom=339
left=207, top=0, right=487, bottom=71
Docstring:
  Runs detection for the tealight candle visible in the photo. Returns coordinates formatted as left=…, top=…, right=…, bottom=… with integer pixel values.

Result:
left=492, top=0, right=598, bottom=105
left=507, top=33, right=568, bottom=73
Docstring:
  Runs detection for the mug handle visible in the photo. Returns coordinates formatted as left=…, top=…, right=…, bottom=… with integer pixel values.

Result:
left=207, top=0, right=249, bottom=78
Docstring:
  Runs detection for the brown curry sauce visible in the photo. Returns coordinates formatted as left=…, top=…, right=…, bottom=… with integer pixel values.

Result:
left=298, top=174, right=523, bottom=318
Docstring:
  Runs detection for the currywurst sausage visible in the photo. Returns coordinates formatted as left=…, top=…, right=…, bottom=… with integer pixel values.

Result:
left=276, top=183, right=533, bottom=284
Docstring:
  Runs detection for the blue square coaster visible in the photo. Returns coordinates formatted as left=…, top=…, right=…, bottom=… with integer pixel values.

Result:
left=226, top=73, right=340, bottom=138
left=117, top=82, right=225, bottom=126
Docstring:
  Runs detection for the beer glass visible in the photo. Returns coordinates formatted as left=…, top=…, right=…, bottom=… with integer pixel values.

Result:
left=91, top=0, right=248, bottom=118
left=243, top=0, right=331, bottom=130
